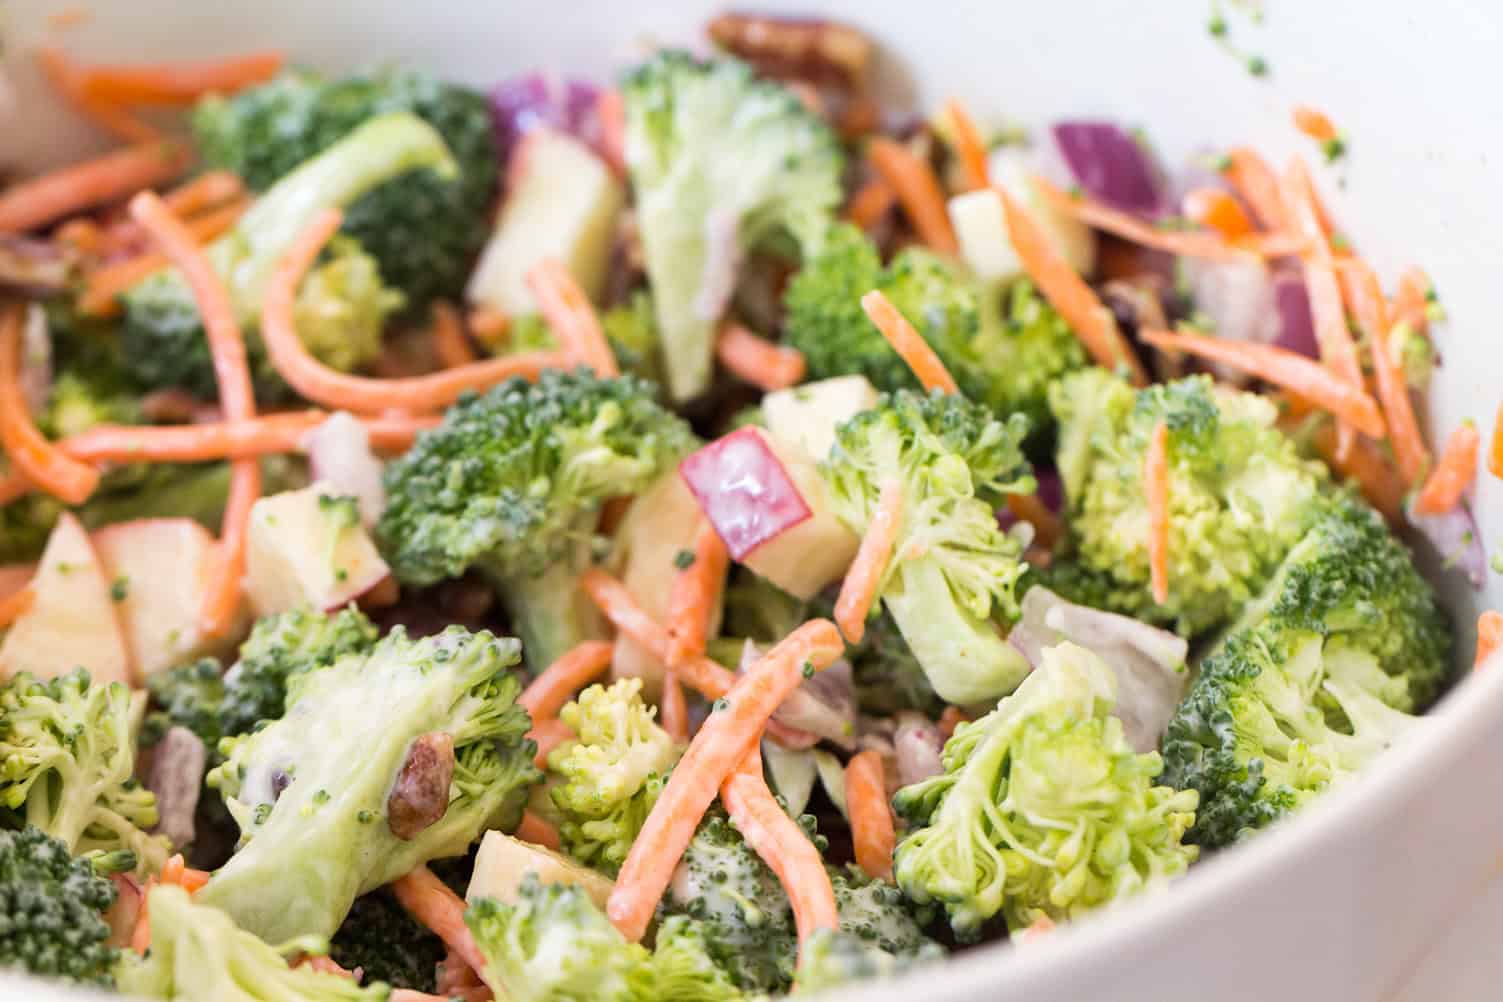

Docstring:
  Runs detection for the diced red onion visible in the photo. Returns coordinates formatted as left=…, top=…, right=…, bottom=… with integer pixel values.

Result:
left=1272, top=271, right=1319, bottom=359
left=679, top=428, right=813, bottom=560
left=19, top=304, right=50, bottom=417
left=491, top=73, right=604, bottom=163
left=1405, top=501, right=1486, bottom=590
left=300, top=411, right=386, bottom=527
left=1180, top=256, right=1278, bottom=385
left=145, top=725, right=208, bottom=851
left=1052, top=121, right=1164, bottom=216
left=893, top=711, right=943, bottom=787
left=1035, top=468, right=1064, bottom=513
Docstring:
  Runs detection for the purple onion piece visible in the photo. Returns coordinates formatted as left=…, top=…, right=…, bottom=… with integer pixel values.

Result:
left=1053, top=121, right=1164, bottom=216
left=1034, top=468, right=1065, bottom=514
left=1405, top=501, right=1486, bottom=590
left=1273, top=272, right=1319, bottom=359
left=893, top=711, right=943, bottom=787
left=491, top=73, right=605, bottom=163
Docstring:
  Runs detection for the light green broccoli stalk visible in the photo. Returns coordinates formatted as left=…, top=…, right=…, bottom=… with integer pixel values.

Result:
left=821, top=389, right=1036, bottom=704
left=199, top=626, right=539, bottom=942
left=123, top=111, right=448, bottom=397
left=622, top=51, right=844, bottom=401
left=893, top=642, right=1199, bottom=937
left=1049, top=369, right=1328, bottom=636
left=114, top=884, right=387, bottom=1001
left=547, top=679, right=682, bottom=875
left=0, top=670, right=169, bottom=874
left=1162, top=495, right=1450, bottom=848
left=376, top=369, right=696, bottom=669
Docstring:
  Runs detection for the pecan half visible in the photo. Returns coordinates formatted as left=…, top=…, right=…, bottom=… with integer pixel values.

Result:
left=707, top=13, right=872, bottom=89
left=387, top=731, right=456, bottom=840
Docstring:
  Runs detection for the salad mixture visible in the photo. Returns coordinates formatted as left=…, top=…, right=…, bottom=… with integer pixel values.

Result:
left=0, top=10, right=1498, bottom=1001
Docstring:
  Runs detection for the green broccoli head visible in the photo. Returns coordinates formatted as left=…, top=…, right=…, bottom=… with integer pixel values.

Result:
left=1050, top=369, right=1328, bottom=637
left=971, top=279, right=1088, bottom=439
left=377, top=369, right=695, bottom=668
left=199, top=626, right=539, bottom=942
left=124, top=110, right=450, bottom=397
left=623, top=51, right=844, bottom=401
left=0, top=825, right=121, bottom=987
left=644, top=914, right=746, bottom=1001
left=822, top=389, right=1036, bottom=704
left=114, top=884, right=389, bottom=1001
left=548, top=679, right=681, bottom=875
left=0, top=670, right=168, bottom=873
left=893, top=642, right=1199, bottom=937
left=1161, top=496, right=1451, bottom=848
left=194, top=68, right=498, bottom=315
left=226, top=604, right=380, bottom=735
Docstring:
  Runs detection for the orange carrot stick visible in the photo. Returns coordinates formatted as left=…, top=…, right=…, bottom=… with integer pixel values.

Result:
left=527, top=717, right=575, bottom=768
left=80, top=197, right=249, bottom=315
left=866, top=137, right=959, bottom=254
left=260, top=209, right=566, bottom=413
left=0, top=305, right=101, bottom=503
left=0, top=469, right=29, bottom=506
left=1492, top=403, right=1503, bottom=480
left=607, top=619, right=845, bottom=941
left=1180, top=187, right=1253, bottom=240
left=944, top=99, right=991, bottom=192
left=1476, top=612, right=1503, bottom=670
left=1302, top=418, right=1405, bottom=525
left=76, top=51, right=284, bottom=107
left=35, top=48, right=163, bottom=145
left=845, top=176, right=896, bottom=230
left=429, top=301, right=478, bottom=369
left=1141, top=328, right=1384, bottom=437
left=715, top=323, right=807, bottom=391
left=835, top=478, right=903, bottom=645
left=1293, top=106, right=1339, bottom=144
left=526, top=260, right=618, bottom=378
left=1335, top=258, right=1430, bottom=486
left=518, top=640, right=615, bottom=722
left=1145, top=420, right=1170, bottom=606
left=60, top=411, right=436, bottom=465
left=96, top=170, right=245, bottom=255
left=660, top=673, right=689, bottom=744
left=0, top=586, right=35, bottom=629
left=997, top=187, right=1148, bottom=385
left=595, top=88, right=627, bottom=177
left=1223, top=148, right=1291, bottom=233
left=845, top=749, right=897, bottom=882
left=722, top=746, right=840, bottom=945
left=392, top=867, right=489, bottom=978
left=938, top=705, right=968, bottom=739
left=1392, top=266, right=1434, bottom=333
left=1005, top=492, right=1063, bottom=551
left=860, top=289, right=959, bottom=394
left=467, top=306, right=510, bottom=349
left=516, top=810, right=562, bottom=851
left=0, top=141, right=189, bottom=235
left=1413, top=422, right=1480, bottom=516
left=666, top=521, right=731, bottom=668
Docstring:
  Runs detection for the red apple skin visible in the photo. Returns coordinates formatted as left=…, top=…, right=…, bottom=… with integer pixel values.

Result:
left=678, top=426, right=813, bottom=561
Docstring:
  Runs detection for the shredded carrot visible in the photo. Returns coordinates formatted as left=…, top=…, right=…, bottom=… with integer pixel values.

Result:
left=0, top=140, right=189, bottom=235
left=722, top=746, right=840, bottom=946
left=844, top=176, right=896, bottom=230
left=392, top=867, right=489, bottom=978
left=1476, top=612, right=1503, bottom=670
left=1005, top=492, right=1062, bottom=551
left=1303, top=418, right=1405, bottom=524
left=56, top=218, right=102, bottom=254
left=866, top=137, right=959, bottom=254
left=130, top=854, right=211, bottom=952
left=518, top=640, right=615, bottom=722
left=595, top=88, right=627, bottom=177
left=835, top=478, right=903, bottom=645
left=1335, top=258, right=1430, bottom=486
left=944, top=99, right=991, bottom=193
left=0, top=586, right=34, bottom=629
left=1222, top=148, right=1291, bottom=233
left=860, top=289, right=959, bottom=394
left=525, top=260, right=618, bottom=378
left=1392, top=266, right=1434, bottom=333
left=659, top=674, right=689, bottom=744
left=60, top=411, right=437, bottom=465
left=129, top=884, right=154, bottom=955
left=1144, top=420, right=1171, bottom=606
left=516, top=810, right=562, bottom=851
left=1180, top=187, right=1253, bottom=240
left=36, top=48, right=163, bottom=144
left=1140, top=328, right=1384, bottom=437
left=1492, top=403, right=1503, bottom=480
left=129, top=191, right=259, bottom=637
left=260, top=209, right=566, bottom=413
left=0, top=305, right=100, bottom=503
left=467, top=306, right=510, bottom=350
left=846, top=749, right=897, bottom=882
left=80, top=197, right=249, bottom=316
left=96, top=170, right=245, bottom=256
left=666, top=521, right=731, bottom=668
left=527, top=717, right=576, bottom=769
left=937, top=705, right=968, bottom=739
left=1414, top=422, right=1480, bottom=516
left=996, top=187, right=1148, bottom=385
left=429, top=301, right=478, bottom=369
left=1292, top=106, right=1339, bottom=144
left=607, top=619, right=845, bottom=942
left=75, top=51, right=284, bottom=107
left=715, top=323, right=807, bottom=391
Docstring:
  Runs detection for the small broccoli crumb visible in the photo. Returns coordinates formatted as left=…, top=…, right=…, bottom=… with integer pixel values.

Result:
left=674, top=549, right=697, bottom=570
left=110, top=576, right=129, bottom=602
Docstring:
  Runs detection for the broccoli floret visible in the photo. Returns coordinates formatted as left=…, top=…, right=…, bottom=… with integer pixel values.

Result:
left=114, top=884, right=389, bottom=1000
left=0, top=825, right=121, bottom=987
left=0, top=670, right=168, bottom=873
left=1050, top=369, right=1327, bottom=637
left=821, top=389, right=1036, bottom=704
left=123, top=111, right=449, bottom=397
left=195, top=68, right=498, bottom=316
left=39, top=370, right=141, bottom=440
left=893, top=643, right=1199, bottom=937
left=327, top=887, right=446, bottom=993
left=644, top=914, right=746, bottom=1001
left=1161, top=496, right=1451, bottom=848
left=548, top=679, right=681, bottom=875
left=972, top=278, right=1088, bottom=439
left=199, top=626, right=539, bottom=942
left=622, top=51, right=844, bottom=401
left=377, top=369, right=695, bottom=669
left=789, top=870, right=944, bottom=996
left=602, top=291, right=666, bottom=386
left=840, top=601, right=943, bottom=717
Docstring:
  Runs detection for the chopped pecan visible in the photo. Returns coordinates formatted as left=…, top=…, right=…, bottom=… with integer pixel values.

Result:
left=707, top=13, right=872, bottom=89
left=0, top=236, right=75, bottom=295
left=387, top=731, right=456, bottom=840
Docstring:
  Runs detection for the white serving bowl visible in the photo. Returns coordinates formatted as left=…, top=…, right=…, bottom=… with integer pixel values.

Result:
left=2, top=2, right=1500, bottom=999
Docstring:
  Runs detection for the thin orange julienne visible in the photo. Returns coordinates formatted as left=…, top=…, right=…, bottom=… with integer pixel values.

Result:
left=1292, top=106, right=1339, bottom=144
left=1392, top=266, right=1434, bottom=333
left=392, top=867, right=489, bottom=978
left=944, top=99, right=991, bottom=192
left=1413, top=421, right=1480, bottom=516
left=429, top=302, right=478, bottom=369
left=1180, top=187, right=1253, bottom=240
left=526, top=259, right=619, bottom=378
left=1222, top=148, right=1291, bottom=233
left=866, top=136, right=959, bottom=254
left=1491, top=402, right=1503, bottom=480
left=1005, top=492, right=1062, bottom=551
left=996, top=186, right=1148, bottom=385
left=844, top=176, right=896, bottom=230
left=35, top=47, right=163, bottom=144
left=595, top=88, right=627, bottom=176
left=81, top=197, right=250, bottom=316
left=518, top=640, right=615, bottom=722
left=1476, top=611, right=1503, bottom=670
left=0, top=304, right=101, bottom=503
left=1286, top=412, right=1405, bottom=525
left=59, top=412, right=437, bottom=465
left=607, top=619, right=845, bottom=942
left=666, top=520, right=731, bottom=668
left=527, top=717, right=575, bottom=769
left=660, top=673, right=689, bottom=743
left=1145, top=420, right=1170, bottom=606
left=516, top=810, right=562, bottom=851
left=835, top=478, right=903, bottom=645
left=0, top=587, right=34, bottom=629
left=96, top=169, right=245, bottom=255
left=845, top=749, right=897, bottom=882
left=0, top=140, right=189, bottom=235
left=76, top=50, right=284, bottom=106
left=860, top=289, right=959, bottom=394
left=715, top=323, right=807, bottom=391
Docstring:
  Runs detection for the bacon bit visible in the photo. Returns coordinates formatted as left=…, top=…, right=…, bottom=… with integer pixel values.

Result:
left=706, top=13, right=872, bottom=88
left=1476, top=612, right=1503, bottom=670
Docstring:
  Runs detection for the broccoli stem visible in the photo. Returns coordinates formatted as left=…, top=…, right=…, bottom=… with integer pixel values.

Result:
left=493, top=549, right=607, bottom=673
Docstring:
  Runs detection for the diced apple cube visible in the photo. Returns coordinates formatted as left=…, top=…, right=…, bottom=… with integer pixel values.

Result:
left=467, top=830, right=614, bottom=909
left=950, top=150, right=1096, bottom=282
left=763, top=375, right=880, bottom=463
left=243, top=483, right=390, bottom=618
left=0, top=513, right=131, bottom=684
left=680, top=427, right=857, bottom=601
left=466, top=128, right=626, bottom=315
left=94, top=519, right=245, bottom=679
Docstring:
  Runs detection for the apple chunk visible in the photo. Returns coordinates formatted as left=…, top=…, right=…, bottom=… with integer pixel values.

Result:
left=243, top=482, right=390, bottom=618
left=467, top=830, right=613, bottom=910
left=679, top=427, right=857, bottom=600
left=0, top=513, right=131, bottom=684
left=94, top=519, right=246, bottom=679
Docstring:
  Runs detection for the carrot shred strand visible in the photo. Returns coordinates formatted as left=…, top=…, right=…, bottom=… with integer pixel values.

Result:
left=1476, top=612, right=1503, bottom=670
left=715, top=323, right=806, bottom=392
left=1145, top=420, right=1171, bottom=606
left=866, top=137, right=958, bottom=254
left=859, top=289, right=959, bottom=394
left=845, top=749, right=897, bottom=882
left=835, top=478, right=904, bottom=645
left=1413, top=422, right=1480, bottom=516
